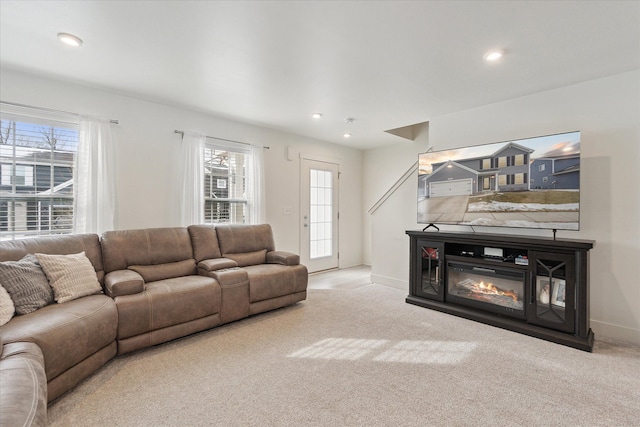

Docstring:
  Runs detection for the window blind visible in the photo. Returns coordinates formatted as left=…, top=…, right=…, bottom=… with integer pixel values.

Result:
left=0, top=105, right=79, bottom=240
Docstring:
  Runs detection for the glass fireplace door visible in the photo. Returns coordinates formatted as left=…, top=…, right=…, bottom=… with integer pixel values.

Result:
left=529, top=251, right=575, bottom=333
left=414, top=240, right=444, bottom=301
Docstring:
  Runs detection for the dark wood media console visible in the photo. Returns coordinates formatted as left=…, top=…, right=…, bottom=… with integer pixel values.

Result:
left=406, top=230, right=595, bottom=351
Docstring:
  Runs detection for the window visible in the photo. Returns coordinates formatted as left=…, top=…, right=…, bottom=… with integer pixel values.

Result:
left=514, top=173, right=525, bottom=185
left=0, top=111, right=78, bottom=240
left=481, top=158, right=491, bottom=170
left=539, top=164, right=546, bottom=172
left=515, top=154, right=525, bottom=166
left=498, top=156, right=507, bottom=168
left=203, top=143, right=248, bottom=224
left=498, top=174, right=507, bottom=186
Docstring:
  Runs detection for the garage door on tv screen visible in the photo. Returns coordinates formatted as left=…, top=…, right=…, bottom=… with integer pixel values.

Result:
left=417, top=131, right=581, bottom=231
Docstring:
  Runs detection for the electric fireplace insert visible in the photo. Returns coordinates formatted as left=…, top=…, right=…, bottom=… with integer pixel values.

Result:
left=447, top=261, right=526, bottom=319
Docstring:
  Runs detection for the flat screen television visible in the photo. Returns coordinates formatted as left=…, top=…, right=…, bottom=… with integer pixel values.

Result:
left=418, top=131, right=580, bottom=231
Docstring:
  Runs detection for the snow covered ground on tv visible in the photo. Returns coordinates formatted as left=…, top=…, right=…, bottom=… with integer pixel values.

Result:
left=463, top=218, right=579, bottom=230
left=468, top=201, right=579, bottom=212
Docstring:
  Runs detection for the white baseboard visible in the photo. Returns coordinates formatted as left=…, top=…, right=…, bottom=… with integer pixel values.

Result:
left=370, top=274, right=408, bottom=291
left=591, top=319, right=640, bottom=346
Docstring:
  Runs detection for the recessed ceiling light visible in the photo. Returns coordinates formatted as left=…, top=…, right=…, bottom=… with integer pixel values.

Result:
left=483, top=48, right=504, bottom=62
left=343, top=133, right=352, bottom=138
left=312, top=113, right=323, bottom=119
left=57, top=33, right=83, bottom=47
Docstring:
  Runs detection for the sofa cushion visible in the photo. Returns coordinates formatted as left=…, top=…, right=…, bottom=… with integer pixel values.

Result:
left=187, top=225, right=223, bottom=262
left=224, top=249, right=267, bottom=267
left=0, top=254, right=53, bottom=314
left=0, top=234, right=105, bottom=283
left=0, top=294, right=117, bottom=382
left=243, top=264, right=308, bottom=302
left=0, top=285, right=15, bottom=326
left=113, top=275, right=221, bottom=341
left=215, top=224, right=275, bottom=255
left=128, top=259, right=196, bottom=283
left=101, top=228, right=194, bottom=273
left=36, top=252, right=102, bottom=303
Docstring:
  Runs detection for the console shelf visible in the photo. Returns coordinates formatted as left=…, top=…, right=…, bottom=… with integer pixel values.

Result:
left=406, top=230, right=594, bottom=351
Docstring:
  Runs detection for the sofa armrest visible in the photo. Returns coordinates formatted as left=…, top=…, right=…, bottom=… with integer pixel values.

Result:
left=266, top=251, right=300, bottom=266
left=0, top=342, right=47, bottom=427
left=198, top=258, right=239, bottom=272
left=104, top=270, right=145, bottom=297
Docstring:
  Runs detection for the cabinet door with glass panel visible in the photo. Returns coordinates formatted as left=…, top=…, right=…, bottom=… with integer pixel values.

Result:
left=414, top=240, right=444, bottom=301
left=528, top=251, right=575, bottom=333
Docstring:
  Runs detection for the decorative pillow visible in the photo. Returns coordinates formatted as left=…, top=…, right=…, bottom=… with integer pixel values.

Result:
left=36, top=252, right=102, bottom=303
left=0, top=254, right=53, bottom=314
left=0, top=284, right=15, bottom=326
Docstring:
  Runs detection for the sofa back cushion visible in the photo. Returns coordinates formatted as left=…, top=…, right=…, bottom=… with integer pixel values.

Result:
left=101, top=227, right=195, bottom=275
left=187, top=225, right=222, bottom=262
left=0, top=234, right=104, bottom=283
left=215, top=224, right=275, bottom=266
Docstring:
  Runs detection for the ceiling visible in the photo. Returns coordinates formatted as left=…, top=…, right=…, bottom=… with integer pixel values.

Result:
left=1, top=1, right=639, bottom=150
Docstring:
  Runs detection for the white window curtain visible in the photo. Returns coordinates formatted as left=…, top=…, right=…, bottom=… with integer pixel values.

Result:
left=179, top=132, right=205, bottom=226
left=247, top=144, right=265, bottom=224
left=73, top=116, right=116, bottom=234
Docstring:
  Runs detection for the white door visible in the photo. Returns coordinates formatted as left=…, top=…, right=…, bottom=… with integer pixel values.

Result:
left=430, top=178, right=473, bottom=197
left=300, top=159, right=339, bottom=273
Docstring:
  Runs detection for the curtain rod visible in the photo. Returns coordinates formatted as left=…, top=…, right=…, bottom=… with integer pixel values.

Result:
left=1, top=101, right=119, bottom=125
left=174, top=130, right=269, bottom=149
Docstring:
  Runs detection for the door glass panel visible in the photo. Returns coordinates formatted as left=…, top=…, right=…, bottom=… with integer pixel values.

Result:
left=309, top=169, right=333, bottom=259
left=535, top=259, right=567, bottom=324
left=421, top=246, right=440, bottom=296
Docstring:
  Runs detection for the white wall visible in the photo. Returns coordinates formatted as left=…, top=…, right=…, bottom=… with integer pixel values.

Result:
left=362, top=126, right=429, bottom=286
left=0, top=69, right=363, bottom=267
left=365, top=70, right=640, bottom=345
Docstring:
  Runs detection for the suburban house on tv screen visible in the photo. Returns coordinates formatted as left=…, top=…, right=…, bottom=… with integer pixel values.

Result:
left=419, top=142, right=580, bottom=199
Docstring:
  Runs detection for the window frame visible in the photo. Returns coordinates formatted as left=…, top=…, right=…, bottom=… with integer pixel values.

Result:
left=202, top=140, right=250, bottom=225
left=0, top=107, right=79, bottom=240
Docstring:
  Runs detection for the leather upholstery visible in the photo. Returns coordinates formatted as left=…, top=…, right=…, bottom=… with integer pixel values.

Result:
left=101, top=227, right=193, bottom=273
left=104, top=270, right=145, bottom=297
left=114, top=275, right=221, bottom=342
left=215, top=224, right=276, bottom=255
left=0, top=223, right=307, bottom=418
left=100, top=227, right=222, bottom=355
left=243, top=264, right=308, bottom=303
left=0, top=295, right=117, bottom=393
left=193, top=223, right=308, bottom=315
left=187, top=225, right=223, bottom=262
left=0, top=233, right=105, bottom=283
left=0, top=341, right=47, bottom=427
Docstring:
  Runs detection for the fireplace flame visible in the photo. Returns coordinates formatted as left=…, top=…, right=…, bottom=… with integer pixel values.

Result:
left=475, top=281, right=519, bottom=302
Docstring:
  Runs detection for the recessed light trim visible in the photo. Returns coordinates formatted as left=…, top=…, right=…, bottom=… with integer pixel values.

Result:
left=58, top=33, right=83, bottom=47
left=483, top=48, right=504, bottom=62
left=312, top=113, right=323, bottom=119
left=343, top=133, right=352, bottom=138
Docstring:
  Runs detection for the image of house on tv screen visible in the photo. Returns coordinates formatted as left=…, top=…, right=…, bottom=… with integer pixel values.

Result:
left=417, top=131, right=581, bottom=230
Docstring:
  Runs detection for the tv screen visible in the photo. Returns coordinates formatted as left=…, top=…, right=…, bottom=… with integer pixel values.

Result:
left=418, top=131, right=580, bottom=231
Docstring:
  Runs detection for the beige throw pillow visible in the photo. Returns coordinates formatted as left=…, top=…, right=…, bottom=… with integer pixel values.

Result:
left=0, top=284, right=15, bottom=326
left=36, top=252, right=102, bottom=303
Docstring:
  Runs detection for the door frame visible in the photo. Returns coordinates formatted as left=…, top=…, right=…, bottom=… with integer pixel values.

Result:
left=299, top=154, right=340, bottom=273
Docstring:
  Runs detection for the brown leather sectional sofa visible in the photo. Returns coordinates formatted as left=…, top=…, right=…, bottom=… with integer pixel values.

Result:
left=0, top=224, right=307, bottom=426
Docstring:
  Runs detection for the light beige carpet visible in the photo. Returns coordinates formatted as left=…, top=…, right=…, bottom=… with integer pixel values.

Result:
left=48, top=283, right=640, bottom=426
